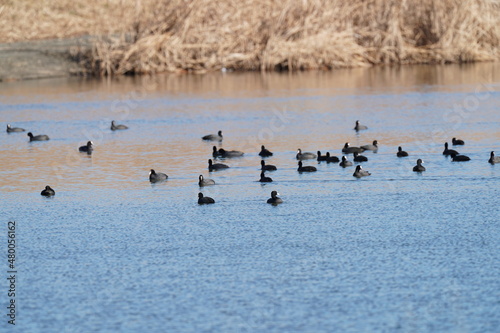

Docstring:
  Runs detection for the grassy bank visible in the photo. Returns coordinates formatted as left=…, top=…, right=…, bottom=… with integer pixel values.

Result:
left=2, top=0, right=499, bottom=75
left=0, top=0, right=144, bottom=42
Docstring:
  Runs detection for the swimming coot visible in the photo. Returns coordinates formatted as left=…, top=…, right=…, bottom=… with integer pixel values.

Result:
left=413, top=159, right=426, bottom=172
left=259, top=171, right=273, bottom=182
left=450, top=152, right=470, bottom=162
left=296, top=149, right=317, bottom=160
left=149, top=169, right=168, bottom=183
left=212, top=146, right=220, bottom=157
left=317, top=151, right=328, bottom=161
left=6, top=124, right=25, bottom=133
left=443, top=142, right=459, bottom=156
left=41, top=185, right=55, bottom=197
left=452, top=137, right=465, bottom=145
left=261, top=160, right=277, bottom=171
left=489, top=151, right=500, bottom=164
left=259, top=145, right=273, bottom=157
left=111, top=120, right=128, bottom=131
left=342, top=143, right=365, bottom=154
left=339, top=156, right=353, bottom=168
left=353, top=165, right=371, bottom=178
left=297, top=161, right=317, bottom=172
left=361, top=140, right=378, bottom=151
left=198, top=175, right=215, bottom=186
left=78, top=141, right=93, bottom=153
left=267, top=191, right=283, bottom=205
left=208, top=159, right=229, bottom=171
left=27, top=132, right=49, bottom=141
left=198, top=192, right=215, bottom=204
left=354, top=120, right=368, bottom=131
left=353, top=152, right=368, bottom=162
left=326, top=152, right=340, bottom=163
left=202, top=130, right=223, bottom=141
left=397, top=146, right=409, bottom=157
left=216, top=148, right=244, bottom=158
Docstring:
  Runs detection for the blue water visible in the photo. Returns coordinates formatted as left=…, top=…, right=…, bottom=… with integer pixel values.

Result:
left=1, top=65, right=500, bottom=332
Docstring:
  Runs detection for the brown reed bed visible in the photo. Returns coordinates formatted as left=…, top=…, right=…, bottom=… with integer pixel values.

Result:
left=2, top=0, right=499, bottom=75
left=0, top=0, right=149, bottom=42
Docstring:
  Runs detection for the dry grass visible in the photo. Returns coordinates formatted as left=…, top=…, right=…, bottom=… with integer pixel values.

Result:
left=0, top=0, right=148, bottom=42
left=2, top=0, right=499, bottom=75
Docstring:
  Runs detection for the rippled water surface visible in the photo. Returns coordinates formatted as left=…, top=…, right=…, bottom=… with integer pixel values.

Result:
left=1, top=64, right=500, bottom=332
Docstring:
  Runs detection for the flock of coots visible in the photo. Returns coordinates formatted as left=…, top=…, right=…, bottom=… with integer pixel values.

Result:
left=5, top=119, right=499, bottom=204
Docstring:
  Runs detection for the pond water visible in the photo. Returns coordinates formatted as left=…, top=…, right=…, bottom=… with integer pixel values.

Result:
left=1, top=63, right=499, bottom=332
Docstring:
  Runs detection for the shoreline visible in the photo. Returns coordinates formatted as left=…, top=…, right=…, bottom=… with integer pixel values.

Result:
left=0, top=35, right=498, bottom=83
left=0, top=36, right=92, bottom=82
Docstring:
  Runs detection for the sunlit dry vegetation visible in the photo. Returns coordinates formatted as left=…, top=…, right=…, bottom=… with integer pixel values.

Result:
left=0, top=0, right=145, bottom=42
left=1, top=0, right=499, bottom=75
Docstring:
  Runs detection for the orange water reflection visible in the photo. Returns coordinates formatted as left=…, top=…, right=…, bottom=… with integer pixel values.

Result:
left=1, top=63, right=499, bottom=193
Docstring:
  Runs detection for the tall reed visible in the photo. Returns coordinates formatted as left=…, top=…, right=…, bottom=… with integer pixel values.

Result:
left=0, top=0, right=147, bottom=42
left=2, top=0, right=499, bottom=75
